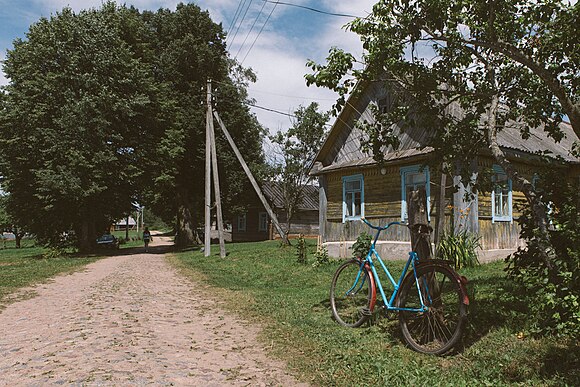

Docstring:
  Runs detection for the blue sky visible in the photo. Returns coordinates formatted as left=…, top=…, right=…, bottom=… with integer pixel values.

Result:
left=0, top=0, right=377, bottom=134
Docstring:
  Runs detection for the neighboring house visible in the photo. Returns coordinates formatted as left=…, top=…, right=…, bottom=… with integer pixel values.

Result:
left=310, top=81, right=580, bottom=261
left=114, top=216, right=137, bottom=231
left=231, top=182, right=319, bottom=242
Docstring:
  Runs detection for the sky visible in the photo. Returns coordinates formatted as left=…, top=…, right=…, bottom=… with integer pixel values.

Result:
left=0, top=0, right=377, bottom=135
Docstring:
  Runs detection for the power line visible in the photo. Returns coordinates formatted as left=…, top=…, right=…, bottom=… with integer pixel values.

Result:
left=226, top=0, right=246, bottom=40
left=226, top=0, right=246, bottom=41
left=240, top=1, right=278, bottom=65
left=228, top=0, right=253, bottom=47
left=234, top=0, right=268, bottom=60
left=248, top=102, right=296, bottom=118
left=259, top=1, right=361, bottom=18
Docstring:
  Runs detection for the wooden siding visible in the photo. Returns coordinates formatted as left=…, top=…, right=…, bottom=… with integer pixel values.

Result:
left=322, top=164, right=453, bottom=243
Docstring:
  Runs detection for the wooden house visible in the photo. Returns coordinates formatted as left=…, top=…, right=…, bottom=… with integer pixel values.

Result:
left=231, top=182, right=319, bottom=242
left=310, top=81, right=580, bottom=261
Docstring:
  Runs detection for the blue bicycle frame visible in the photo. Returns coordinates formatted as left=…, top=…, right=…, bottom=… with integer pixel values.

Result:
left=357, top=218, right=429, bottom=313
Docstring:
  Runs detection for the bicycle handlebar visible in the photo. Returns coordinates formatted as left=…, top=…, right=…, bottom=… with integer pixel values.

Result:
left=361, top=217, right=405, bottom=231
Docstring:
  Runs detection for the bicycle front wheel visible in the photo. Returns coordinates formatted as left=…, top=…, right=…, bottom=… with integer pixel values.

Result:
left=398, top=263, right=466, bottom=355
left=330, top=259, right=373, bottom=328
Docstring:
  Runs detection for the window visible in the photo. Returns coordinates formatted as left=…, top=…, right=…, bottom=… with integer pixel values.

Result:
left=342, top=174, right=364, bottom=222
left=237, top=213, right=247, bottom=231
left=491, top=165, right=512, bottom=222
left=400, top=165, right=430, bottom=222
left=258, top=212, right=268, bottom=232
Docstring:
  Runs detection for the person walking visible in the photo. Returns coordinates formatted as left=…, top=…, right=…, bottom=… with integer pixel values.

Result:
left=143, top=227, right=152, bottom=252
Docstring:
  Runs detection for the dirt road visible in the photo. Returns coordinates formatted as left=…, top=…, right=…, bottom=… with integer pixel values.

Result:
left=0, top=235, right=305, bottom=386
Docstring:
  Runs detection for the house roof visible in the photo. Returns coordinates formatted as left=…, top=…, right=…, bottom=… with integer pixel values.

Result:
left=261, top=182, right=319, bottom=211
left=311, top=80, right=579, bottom=175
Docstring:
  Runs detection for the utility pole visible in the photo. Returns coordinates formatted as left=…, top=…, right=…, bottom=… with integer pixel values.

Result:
left=204, top=80, right=212, bottom=256
left=208, top=82, right=226, bottom=257
left=213, top=110, right=289, bottom=245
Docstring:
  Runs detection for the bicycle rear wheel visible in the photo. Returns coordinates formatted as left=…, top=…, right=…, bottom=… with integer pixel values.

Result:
left=398, top=263, right=466, bottom=355
left=330, top=259, right=373, bottom=327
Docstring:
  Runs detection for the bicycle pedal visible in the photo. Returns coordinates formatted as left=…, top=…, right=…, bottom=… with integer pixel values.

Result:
left=361, top=308, right=372, bottom=316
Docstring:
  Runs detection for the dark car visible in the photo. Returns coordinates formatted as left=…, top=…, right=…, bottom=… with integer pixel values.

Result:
left=96, top=234, right=119, bottom=249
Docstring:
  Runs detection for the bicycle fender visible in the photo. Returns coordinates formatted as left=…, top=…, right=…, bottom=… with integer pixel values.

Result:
left=364, top=262, right=378, bottom=312
left=416, top=260, right=470, bottom=306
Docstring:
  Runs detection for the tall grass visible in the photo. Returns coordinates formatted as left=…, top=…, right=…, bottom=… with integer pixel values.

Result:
left=437, top=229, right=481, bottom=269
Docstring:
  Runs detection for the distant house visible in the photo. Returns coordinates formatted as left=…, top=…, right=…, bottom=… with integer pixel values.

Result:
left=310, top=80, right=580, bottom=261
left=231, top=182, right=319, bottom=242
left=114, top=216, right=137, bottom=231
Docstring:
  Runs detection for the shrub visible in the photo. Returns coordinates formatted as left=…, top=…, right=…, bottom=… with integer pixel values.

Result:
left=437, top=229, right=481, bottom=269
left=312, top=244, right=330, bottom=268
left=507, top=173, right=580, bottom=339
left=295, top=234, right=307, bottom=264
left=351, top=232, right=372, bottom=259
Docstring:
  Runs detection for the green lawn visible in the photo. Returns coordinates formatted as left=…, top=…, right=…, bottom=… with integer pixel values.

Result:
left=171, top=240, right=579, bottom=386
left=0, top=240, right=100, bottom=307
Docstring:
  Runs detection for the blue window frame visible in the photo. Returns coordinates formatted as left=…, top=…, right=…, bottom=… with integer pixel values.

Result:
left=400, top=165, right=430, bottom=222
left=237, top=213, right=247, bottom=231
left=491, top=165, right=512, bottom=222
left=258, top=212, right=268, bottom=232
left=342, top=174, right=364, bottom=222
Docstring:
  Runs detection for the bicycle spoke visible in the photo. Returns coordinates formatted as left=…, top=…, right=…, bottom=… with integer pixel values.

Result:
left=399, top=264, right=466, bottom=355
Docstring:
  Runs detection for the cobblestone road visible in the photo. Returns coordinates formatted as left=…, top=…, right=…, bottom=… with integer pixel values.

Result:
left=0, top=236, right=305, bottom=386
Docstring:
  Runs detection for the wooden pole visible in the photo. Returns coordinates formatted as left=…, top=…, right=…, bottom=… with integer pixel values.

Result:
left=209, top=94, right=226, bottom=258
left=213, top=110, right=290, bottom=245
left=434, top=163, right=447, bottom=254
left=204, top=80, right=212, bottom=256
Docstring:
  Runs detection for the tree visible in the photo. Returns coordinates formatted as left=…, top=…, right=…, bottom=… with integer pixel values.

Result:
left=269, top=103, right=329, bottom=240
left=0, top=3, right=162, bottom=251
left=140, top=4, right=266, bottom=247
left=306, top=0, right=579, bottom=335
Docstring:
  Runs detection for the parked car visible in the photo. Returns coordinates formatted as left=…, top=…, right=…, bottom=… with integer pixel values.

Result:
left=96, top=234, right=119, bottom=249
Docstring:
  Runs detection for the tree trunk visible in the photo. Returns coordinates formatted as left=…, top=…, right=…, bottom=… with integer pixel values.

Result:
left=434, top=163, right=447, bottom=251
left=78, top=219, right=95, bottom=252
left=408, top=188, right=432, bottom=260
left=485, top=93, right=556, bottom=280
left=175, top=188, right=196, bottom=248
left=14, top=226, right=22, bottom=249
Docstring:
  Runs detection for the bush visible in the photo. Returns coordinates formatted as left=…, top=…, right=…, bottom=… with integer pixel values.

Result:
left=351, top=232, right=372, bottom=259
left=295, top=234, right=307, bottom=264
left=437, top=229, right=481, bottom=269
left=312, top=244, right=330, bottom=268
left=507, top=173, right=580, bottom=339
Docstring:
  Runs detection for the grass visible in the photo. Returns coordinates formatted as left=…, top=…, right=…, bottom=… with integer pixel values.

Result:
left=0, top=239, right=101, bottom=307
left=171, top=239, right=579, bottom=386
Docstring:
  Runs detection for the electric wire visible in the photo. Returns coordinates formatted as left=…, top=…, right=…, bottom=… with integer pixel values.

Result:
left=234, top=0, right=269, bottom=60
left=259, top=0, right=362, bottom=18
left=228, top=0, right=254, bottom=49
left=240, top=1, right=278, bottom=65
left=226, top=0, right=246, bottom=39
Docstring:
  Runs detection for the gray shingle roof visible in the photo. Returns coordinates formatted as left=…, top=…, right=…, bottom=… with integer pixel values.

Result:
left=261, top=182, right=319, bottom=211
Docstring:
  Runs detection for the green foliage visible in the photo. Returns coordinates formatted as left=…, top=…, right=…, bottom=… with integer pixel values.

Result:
left=269, top=103, right=329, bottom=234
left=0, top=2, right=265, bottom=249
left=351, top=232, right=372, bottom=259
left=312, top=244, right=330, bottom=268
left=507, top=173, right=580, bottom=339
left=437, top=229, right=481, bottom=269
left=0, top=3, right=161, bottom=249
left=295, top=234, right=307, bottom=264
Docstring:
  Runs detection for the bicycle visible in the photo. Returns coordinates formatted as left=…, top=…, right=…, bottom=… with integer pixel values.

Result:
left=329, top=218, right=469, bottom=355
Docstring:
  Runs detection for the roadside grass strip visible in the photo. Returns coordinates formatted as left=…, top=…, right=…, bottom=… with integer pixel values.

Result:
left=171, top=240, right=579, bottom=386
